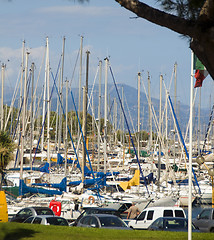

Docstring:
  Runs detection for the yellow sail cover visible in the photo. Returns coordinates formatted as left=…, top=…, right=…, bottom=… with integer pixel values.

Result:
left=119, top=169, right=140, bottom=191
left=0, top=191, right=8, bottom=222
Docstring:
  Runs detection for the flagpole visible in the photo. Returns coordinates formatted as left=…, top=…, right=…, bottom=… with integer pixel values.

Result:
left=188, top=50, right=194, bottom=240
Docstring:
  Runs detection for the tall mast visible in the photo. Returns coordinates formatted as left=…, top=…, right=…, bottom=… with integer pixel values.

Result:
left=114, top=98, right=117, bottom=144
left=1, top=64, right=5, bottom=131
left=20, top=51, right=29, bottom=184
left=158, top=74, right=163, bottom=191
left=137, top=72, right=141, bottom=159
left=81, top=51, right=90, bottom=192
left=64, top=79, right=68, bottom=176
left=30, top=62, right=35, bottom=170
left=121, top=87, right=124, bottom=145
left=46, top=37, right=50, bottom=180
left=92, top=94, right=95, bottom=161
left=174, top=62, right=177, bottom=165
left=97, top=60, right=102, bottom=172
left=148, top=73, right=152, bottom=151
left=55, top=72, right=60, bottom=150
left=78, top=36, right=83, bottom=153
left=82, top=86, right=86, bottom=192
left=17, top=40, right=25, bottom=167
left=165, top=86, right=168, bottom=148
left=174, top=62, right=177, bottom=113
left=58, top=37, right=65, bottom=150
left=104, top=57, right=109, bottom=176
left=41, top=39, right=48, bottom=156
left=82, top=50, right=90, bottom=164
left=19, top=40, right=25, bottom=136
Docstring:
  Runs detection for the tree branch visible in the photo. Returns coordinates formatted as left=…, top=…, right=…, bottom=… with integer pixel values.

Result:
left=115, top=0, right=198, bottom=38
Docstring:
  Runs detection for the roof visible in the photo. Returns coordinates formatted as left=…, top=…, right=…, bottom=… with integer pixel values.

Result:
left=144, top=206, right=184, bottom=210
left=26, top=207, right=51, bottom=210
left=158, top=217, right=186, bottom=219
left=82, top=207, right=118, bottom=211
left=87, top=213, right=121, bottom=218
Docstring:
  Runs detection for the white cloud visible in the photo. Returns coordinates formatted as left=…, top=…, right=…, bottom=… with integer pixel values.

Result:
left=0, top=47, right=22, bottom=61
left=0, top=46, right=45, bottom=63
left=0, top=46, right=46, bottom=83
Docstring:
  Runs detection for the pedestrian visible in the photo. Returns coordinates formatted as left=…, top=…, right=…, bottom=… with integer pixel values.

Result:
left=127, top=202, right=140, bottom=219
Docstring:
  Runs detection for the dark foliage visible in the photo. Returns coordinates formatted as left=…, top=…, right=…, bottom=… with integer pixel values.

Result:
left=157, top=0, right=205, bottom=20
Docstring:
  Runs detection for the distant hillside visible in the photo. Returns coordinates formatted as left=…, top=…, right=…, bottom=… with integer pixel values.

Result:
left=4, top=83, right=210, bottom=136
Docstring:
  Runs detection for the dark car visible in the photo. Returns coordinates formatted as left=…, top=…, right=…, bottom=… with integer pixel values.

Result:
left=148, top=217, right=199, bottom=232
left=10, top=207, right=55, bottom=223
left=77, top=213, right=131, bottom=230
left=23, top=215, right=69, bottom=226
left=71, top=207, right=121, bottom=226
left=193, top=208, right=214, bottom=232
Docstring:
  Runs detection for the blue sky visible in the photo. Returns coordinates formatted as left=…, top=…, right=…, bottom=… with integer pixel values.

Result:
left=0, top=0, right=213, bottom=109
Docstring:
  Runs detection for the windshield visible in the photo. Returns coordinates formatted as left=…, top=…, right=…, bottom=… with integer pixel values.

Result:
left=98, top=216, right=127, bottom=228
left=47, top=217, right=68, bottom=226
left=35, top=208, right=54, bottom=215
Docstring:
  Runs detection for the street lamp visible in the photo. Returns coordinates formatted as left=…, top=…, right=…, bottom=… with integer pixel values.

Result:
left=196, top=155, right=214, bottom=208
left=208, top=168, right=214, bottom=177
left=208, top=167, right=214, bottom=208
left=196, top=155, right=205, bottom=165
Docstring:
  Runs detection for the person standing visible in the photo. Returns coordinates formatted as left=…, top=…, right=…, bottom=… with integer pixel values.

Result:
left=127, top=202, right=140, bottom=219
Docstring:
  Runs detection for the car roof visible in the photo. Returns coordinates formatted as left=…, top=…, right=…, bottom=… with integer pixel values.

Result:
left=87, top=213, right=120, bottom=218
left=157, top=217, right=186, bottom=220
left=82, top=207, right=118, bottom=211
left=143, top=207, right=184, bottom=211
left=26, top=207, right=52, bottom=210
left=33, top=215, right=62, bottom=218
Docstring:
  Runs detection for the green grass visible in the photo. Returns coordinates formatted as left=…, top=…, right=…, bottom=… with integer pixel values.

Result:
left=0, top=223, right=213, bottom=240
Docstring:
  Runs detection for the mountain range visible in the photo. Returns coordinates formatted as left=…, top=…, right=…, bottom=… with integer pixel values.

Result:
left=4, top=83, right=210, bottom=137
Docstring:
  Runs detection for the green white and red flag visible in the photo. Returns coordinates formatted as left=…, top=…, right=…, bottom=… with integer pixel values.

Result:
left=193, top=54, right=208, bottom=88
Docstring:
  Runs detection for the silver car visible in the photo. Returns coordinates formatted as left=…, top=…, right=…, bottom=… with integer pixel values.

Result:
left=77, top=214, right=131, bottom=230
left=10, top=207, right=55, bottom=223
left=24, top=215, right=69, bottom=226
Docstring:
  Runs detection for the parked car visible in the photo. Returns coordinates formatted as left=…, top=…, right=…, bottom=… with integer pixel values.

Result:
left=23, top=215, right=69, bottom=226
left=193, top=208, right=214, bottom=232
left=76, top=213, right=131, bottom=230
left=148, top=217, right=199, bottom=232
left=71, top=207, right=121, bottom=226
left=10, top=207, right=55, bottom=223
left=128, top=206, right=186, bottom=229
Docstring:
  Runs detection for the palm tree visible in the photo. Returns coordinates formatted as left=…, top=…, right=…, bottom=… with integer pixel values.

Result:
left=0, top=131, right=15, bottom=190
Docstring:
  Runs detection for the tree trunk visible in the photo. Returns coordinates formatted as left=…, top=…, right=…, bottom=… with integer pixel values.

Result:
left=115, top=0, right=214, bottom=80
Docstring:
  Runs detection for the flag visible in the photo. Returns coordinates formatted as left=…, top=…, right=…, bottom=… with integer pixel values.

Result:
left=193, top=54, right=208, bottom=88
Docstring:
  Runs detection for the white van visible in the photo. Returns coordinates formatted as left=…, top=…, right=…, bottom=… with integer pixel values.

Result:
left=128, top=206, right=186, bottom=229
